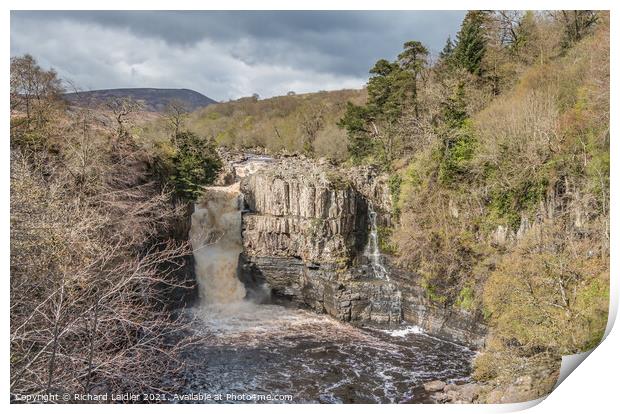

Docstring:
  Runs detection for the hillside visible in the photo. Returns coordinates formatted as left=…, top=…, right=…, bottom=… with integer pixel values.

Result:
left=135, top=88, right=366, bottom=160
left=188, top=89, right=366, bottom=159
left=9, top=10, right=609, bottom=405
left=64, top=87, right=217, bottom=112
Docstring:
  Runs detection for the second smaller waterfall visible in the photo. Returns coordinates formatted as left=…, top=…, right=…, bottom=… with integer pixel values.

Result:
left=364, top=205, right=389, bottom=281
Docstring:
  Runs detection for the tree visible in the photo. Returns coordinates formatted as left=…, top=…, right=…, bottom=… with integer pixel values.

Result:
left=441, top=81, right=468, bottom=129
left=338, top=102, right=372, bottom=162
left=437, top=81, right=475, bottom=184
left=398, top=40, right=429, bottom=116
left=452, top=11, right=488, bottom=76
left=439, top=36, right=455, bottom=60
left=299, top=103, right=326, bottom=156
left=398, top=41, right=429, bottom=75
left=164, top=99, right=190, bottom=142
left=169, top=132, right=222, bottom=200
left=10, top=65, right=197, bottom=396
left=339, top=40, right=430, bottom=165
left=366, top=59, right=402, bottom=117
left=495, top=10, right=523, bottom=47
left=340, top=59, right=401, bottom=164
left=105, top=97, right=143, bottom=140
left=10, top=54, right=64, bottom=133
left=554, top=10, right=598, bottom=46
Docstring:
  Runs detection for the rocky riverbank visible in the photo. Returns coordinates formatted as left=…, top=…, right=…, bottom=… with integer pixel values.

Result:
left=211, top=152, right=487, bottom=348
left=422, top=358, right=559, bottom=404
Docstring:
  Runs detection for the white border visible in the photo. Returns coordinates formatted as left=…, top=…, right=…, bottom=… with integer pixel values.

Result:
left=3, top=1, right=617, bottom=413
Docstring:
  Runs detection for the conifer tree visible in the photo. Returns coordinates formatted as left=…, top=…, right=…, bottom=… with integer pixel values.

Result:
left=452, top=11, right=488, bottom=76
left=439, top=36, right=455, bottom=60
left=398, top=41, right=429, bottom=116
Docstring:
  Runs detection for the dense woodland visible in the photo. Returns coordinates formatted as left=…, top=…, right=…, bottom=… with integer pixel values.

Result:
left=10, top=10, right=609, bottom=400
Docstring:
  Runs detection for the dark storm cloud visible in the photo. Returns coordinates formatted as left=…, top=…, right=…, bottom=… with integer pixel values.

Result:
left=10, top=11, right=465, bottom=100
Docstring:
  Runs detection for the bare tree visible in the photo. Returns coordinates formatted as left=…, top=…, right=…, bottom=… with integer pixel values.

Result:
left=553, top=10, right=599, bottom=45
left=299, top=104, right=326, bottom=155
left=105, top=97, right=143, bottom=139
left=10, top=54, right=64, bottom=132
left=164, top=99, right=190, bottom=144
left=10, top=62, right=199, bottom=397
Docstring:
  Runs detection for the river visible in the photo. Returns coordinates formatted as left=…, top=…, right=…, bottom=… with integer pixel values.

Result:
left=179, top=156, right=474, bottom=404
left=176, top=302, right=474, bottom=403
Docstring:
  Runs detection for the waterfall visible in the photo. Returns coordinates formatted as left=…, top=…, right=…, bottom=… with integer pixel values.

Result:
left=190, top=182, right=246, bottom=305
left=365, top=204, right=389, bottom=281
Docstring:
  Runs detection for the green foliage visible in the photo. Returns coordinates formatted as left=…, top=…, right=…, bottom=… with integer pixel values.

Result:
left=377, top=226, right=398, bottom=255
left=183, top=89, right=363, bottom=161
left=439, top=36, right=455, bottom=60
left=451, top=11, right=488, bottom=76
left=441, top=81, right=469, bottom=128
left=434, top=82, right=476, bottom=184
left=398, top=41, right=429, bottom=75
left=437, top=126, right=476, bottom=185
left=486, top=179, right=547, bottom=230
left=391, top=16, right=609, bottom=391
left=455, top=285, right=475, bottom=311
left=388, top=173, right=402, bottom=218
left=338, top=102, right=373, bottom=162
left=159, top=131, right=222, bottom=201
left=367, top=59, right=406, bottom=120
left=422, top=279, right=448, bottom=305
left=339, top=40, right=429, bottom=166
left=483, top=223, right=608, bottom=355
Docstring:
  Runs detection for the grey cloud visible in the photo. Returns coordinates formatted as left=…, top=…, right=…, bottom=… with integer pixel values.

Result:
left=11, top=11, right=465, bottom=100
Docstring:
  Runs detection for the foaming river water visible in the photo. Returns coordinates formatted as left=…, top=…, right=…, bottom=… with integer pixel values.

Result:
left=177, top=302, right=474, bottom=404
left=185, top=178, right=474, bottom=403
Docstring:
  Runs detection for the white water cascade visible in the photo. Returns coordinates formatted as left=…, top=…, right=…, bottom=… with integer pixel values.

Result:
left=364, top=205, right=390, bottom=281
left=189, top=182, right=246, bottom=305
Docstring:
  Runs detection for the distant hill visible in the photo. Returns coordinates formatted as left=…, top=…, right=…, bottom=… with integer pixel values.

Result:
left=63, top=88, right=217, bottom=112
left=185, top=89, right=366, bottom=160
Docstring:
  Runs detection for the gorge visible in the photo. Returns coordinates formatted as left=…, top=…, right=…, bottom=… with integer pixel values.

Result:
left=9, top=11, right=609, bottom=405
left=180, top=153, right=484, bottom=403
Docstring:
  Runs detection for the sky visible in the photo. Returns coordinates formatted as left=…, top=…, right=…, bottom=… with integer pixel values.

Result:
left=10, top=11, right=465, bottom=101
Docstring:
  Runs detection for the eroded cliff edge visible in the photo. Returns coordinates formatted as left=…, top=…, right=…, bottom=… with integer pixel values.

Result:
left=222, top=155, right=487, bottom=348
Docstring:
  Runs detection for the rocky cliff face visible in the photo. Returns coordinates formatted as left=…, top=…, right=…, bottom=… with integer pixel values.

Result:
left=225, top=155, right=486, bottom=346
left=238, top=157, right=400, bottom=325
left=388, top=259, right=487, bottom=348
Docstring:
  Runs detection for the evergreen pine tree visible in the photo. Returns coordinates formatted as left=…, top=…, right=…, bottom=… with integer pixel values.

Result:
left=397, top=41, right=429, bottom=117
left=439, top=36, right=455, bottom=59
left=452, top=11, right=488, bottom=76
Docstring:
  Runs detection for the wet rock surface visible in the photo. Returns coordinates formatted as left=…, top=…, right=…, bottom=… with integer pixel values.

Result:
left=238, top=157, right=403, bottom=325
left=233, top=156, right=486, bottom=346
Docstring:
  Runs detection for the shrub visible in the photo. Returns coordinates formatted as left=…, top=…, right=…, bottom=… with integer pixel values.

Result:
left=162, top=131, right=222, bottom=201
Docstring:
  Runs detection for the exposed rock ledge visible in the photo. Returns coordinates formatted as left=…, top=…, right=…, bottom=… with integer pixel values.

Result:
left=423, top=362, right=559, bottom=404
left=221, top=154, right=486, bottom=347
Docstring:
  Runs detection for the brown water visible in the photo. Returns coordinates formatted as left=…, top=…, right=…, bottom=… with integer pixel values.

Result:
left=190, top=183, right=246, bottom=304
left=178, top=303, right=474, bottom=404
left=185, top=168, right=473, bottom=404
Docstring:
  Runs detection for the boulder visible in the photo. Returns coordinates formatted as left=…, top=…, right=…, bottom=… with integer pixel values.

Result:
left=424, top=380, right=447, bottom=392
left=456, top=383, right=481, bottom=403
